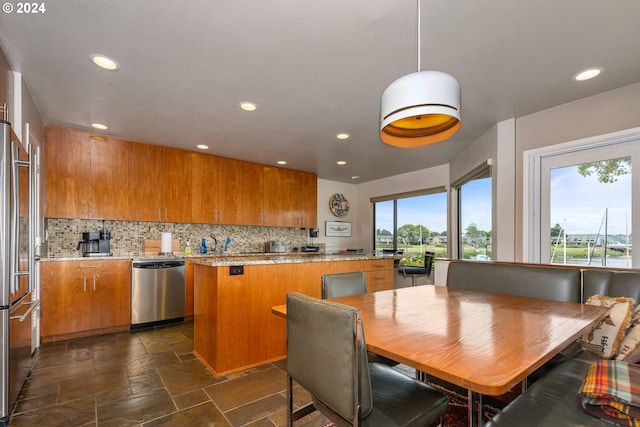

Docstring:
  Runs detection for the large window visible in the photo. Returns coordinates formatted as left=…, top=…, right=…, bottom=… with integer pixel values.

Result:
left=453, top=163, right=493, bottom=260
left=527, top=130, right=640, bottom=268
left=373, top=188, right=448, bottom=262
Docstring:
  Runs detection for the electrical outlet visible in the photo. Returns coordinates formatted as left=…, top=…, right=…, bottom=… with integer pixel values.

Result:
left=229, top=265, right=244, bottom=276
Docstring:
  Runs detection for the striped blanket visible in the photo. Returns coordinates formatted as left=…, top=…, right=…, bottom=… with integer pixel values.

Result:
left=577, top=359, right=640, bottom=426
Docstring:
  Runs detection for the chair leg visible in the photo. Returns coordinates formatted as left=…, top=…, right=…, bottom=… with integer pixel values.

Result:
left=288, top=374, right=317, bottom=426
left=287, top=375, right=294, bottom=427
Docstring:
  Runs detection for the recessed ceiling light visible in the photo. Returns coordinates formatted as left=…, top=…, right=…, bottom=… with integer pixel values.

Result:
left=197, top=144, right=209, bottom=150
left=90, top=54, right=120, bottom=71
left=240, top=102, right=257, bottom=112
left=91, top=123, right=108, bottom=130
left=575, top=68, right=602, bottom=81
left=336, top=161, right=347, bottom=166
left=336, top=133, right=350, bottom=140
left=351, top=176, right=360, bottom=180
left=277, top=160, right=287, bottom=165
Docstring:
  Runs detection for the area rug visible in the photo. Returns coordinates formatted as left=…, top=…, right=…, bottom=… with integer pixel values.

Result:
left=319, top=383, right=503, bottom=427
left=428, top=382, right=503, bottom=427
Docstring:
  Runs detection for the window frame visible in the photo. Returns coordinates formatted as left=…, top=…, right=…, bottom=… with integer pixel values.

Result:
left=451, top=162, right=493, bottom=260
left=371, top=186, right=447, bottom=254
left=524, top=127, right=640, bottom=267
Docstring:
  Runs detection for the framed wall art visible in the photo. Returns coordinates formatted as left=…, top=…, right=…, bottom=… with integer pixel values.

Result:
left=325, top=221, right=351, bottom=237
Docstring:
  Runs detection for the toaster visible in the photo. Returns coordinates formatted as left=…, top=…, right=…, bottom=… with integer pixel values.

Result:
left=265, top=241, right=286, bottom=253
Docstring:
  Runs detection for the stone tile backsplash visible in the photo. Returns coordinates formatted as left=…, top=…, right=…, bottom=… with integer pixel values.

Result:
left=44, top=218, right=323, bottom=258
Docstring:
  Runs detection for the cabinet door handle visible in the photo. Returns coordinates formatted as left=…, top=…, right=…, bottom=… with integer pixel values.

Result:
left=373, top=276, right=386, bottom=280
left=93, top=276, right=96, bottom=291
left=158, top=207, right=161, bottom=220
left=374, top=264, right=387, bottom=267
left=165, top=208, right=168, bottom=220
left=83, top=276, right=87, bottom=292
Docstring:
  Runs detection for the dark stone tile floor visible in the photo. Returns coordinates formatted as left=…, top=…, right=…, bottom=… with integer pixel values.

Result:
left=10, top=321, right=327, bottom=427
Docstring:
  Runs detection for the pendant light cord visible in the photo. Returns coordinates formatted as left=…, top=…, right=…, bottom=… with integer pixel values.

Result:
left=417, top=0, right=421, bottom=72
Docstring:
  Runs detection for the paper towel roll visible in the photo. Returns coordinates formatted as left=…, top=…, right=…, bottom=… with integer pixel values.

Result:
left=160, top=232, right=172, bottom=254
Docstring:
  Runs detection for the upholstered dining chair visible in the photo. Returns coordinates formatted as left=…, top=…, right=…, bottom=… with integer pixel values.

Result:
left=321, top=271, right=368, bottom=299
left=286, top=292, right=448, bottom=427
left=321, top=272, right=398, bottom=367
left=398, top=251, right=435, bottom=287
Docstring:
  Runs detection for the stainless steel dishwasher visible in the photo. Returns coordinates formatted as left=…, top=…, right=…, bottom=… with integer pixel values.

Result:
left=131, top=258, right=186, bottom=329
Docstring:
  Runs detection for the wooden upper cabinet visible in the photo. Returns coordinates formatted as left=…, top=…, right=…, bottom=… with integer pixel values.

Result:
left=263, top=166, right=286, bottom=226
left=162, top=147, right=192, bottom=223
left=128, top=142, right=163, bottom=221
left=191, top=152, right=221, bottom=224
left=218, top=158, right=264, bottom=225
left=128, top=143, right=191, bottom=223
left=44, top=125, right=128, bottom=220
left=281, top=169, right=317, bottom=228
left=89, top=135, right=129, bottom=219
left=45, top=125, right=317, bottom=226
left=298, top=171, right=318, bottom=228
left=264, top=167, right=317, bottom=228
left=44, top=126, right=91, bottom=218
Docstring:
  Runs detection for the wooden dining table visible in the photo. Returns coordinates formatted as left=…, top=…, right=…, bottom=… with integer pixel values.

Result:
left=272, top=285, right=609, bottom=427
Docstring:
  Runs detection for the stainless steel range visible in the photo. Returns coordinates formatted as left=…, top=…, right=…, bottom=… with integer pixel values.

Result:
left=130, top=258, right=186, bottom=329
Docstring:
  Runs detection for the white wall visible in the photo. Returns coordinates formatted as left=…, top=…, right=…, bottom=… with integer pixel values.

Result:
left=316, top=179, right=360, bottom=254
left=448, top=124, right=498, bottom=258
left=514, top=82, right=640, bottom=261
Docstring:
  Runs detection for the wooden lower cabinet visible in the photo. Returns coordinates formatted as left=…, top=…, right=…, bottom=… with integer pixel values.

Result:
left=41, top=260, right=131, bottom=340
left=362, top=259, right=395, bottom=292
left=193, top=258, right=394, bottom=375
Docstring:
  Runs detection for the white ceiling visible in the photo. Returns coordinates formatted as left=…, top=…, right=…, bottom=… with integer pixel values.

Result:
left=1, top=0, right=639, bottom=183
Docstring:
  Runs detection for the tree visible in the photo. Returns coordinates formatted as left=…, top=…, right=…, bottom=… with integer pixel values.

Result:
left=398, top=224, right=430, bottom=245
left=550, top=223, right=564, bottom=237
left=577, top=157, right=631, bottom=184
left=465, top=223, right=480, bottom=237
left=377, top=228, right=392, bottom=236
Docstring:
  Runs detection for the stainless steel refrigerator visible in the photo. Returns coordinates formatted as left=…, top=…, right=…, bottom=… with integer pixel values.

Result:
left=0, top=119, right=38, bottom=425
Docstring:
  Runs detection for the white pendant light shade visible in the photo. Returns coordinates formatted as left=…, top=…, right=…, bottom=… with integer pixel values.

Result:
left=380, top=70, right=461, bottom=147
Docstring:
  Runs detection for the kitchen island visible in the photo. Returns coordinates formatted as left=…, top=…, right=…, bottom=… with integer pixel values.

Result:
left=192, top=254, right=396, bottom=375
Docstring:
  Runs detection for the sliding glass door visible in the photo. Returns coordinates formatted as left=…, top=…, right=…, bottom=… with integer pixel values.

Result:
left=539, top=139, right=639, bottom=267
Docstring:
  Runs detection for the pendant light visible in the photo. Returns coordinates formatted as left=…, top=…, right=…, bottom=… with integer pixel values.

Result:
left=380, top=0, right=461, bottom=148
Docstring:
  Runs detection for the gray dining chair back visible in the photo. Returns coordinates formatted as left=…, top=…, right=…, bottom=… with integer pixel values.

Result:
left=287, top=292, right=371, bottom=425
left=321, top=271, right=398, bottom=367
left=322, top=271, right=368, bottom=299
left=286, top=292, right=448, bottom=427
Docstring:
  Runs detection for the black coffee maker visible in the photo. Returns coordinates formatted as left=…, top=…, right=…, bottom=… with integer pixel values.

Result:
left=77, top=231, right=111, bottom=256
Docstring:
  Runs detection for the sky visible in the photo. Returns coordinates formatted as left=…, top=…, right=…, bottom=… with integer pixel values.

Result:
left=375, top=178, right=492, bottom=235
left=550, top=164, right=631, bottom=235
left=376, top=162, right=633, bottom=239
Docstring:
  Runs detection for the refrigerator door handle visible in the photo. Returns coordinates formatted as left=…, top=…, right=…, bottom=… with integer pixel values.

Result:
left=10, top=300, right=39, bottom=322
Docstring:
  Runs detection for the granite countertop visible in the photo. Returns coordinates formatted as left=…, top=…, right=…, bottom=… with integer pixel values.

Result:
left=41, top=252, right=401, bottom=263
left=190, top=253, right=397, bottom=267
left=40, top=252, right=321, bottom=262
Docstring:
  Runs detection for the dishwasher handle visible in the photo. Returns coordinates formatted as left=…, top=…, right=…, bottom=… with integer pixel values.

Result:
left=132, top=260, right=185, bottom=269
